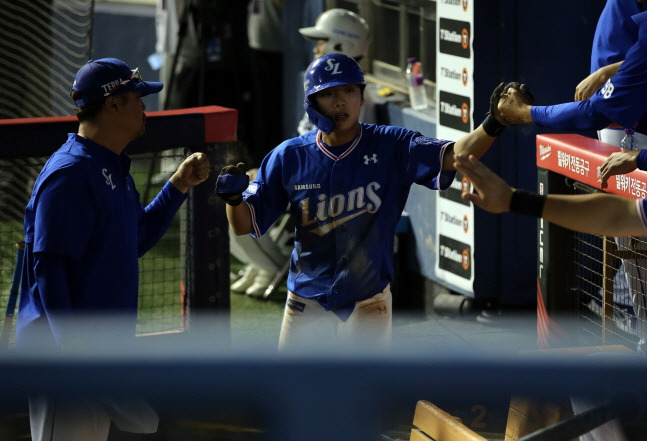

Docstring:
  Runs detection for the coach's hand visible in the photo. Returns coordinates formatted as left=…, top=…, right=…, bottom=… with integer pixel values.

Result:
left=215, top=162, right=249, bottom=206
left=170, top=152, right=211, bottom=193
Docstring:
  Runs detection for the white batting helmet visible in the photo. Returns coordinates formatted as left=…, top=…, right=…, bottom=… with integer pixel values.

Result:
left=299, top=9, right=370, bottom=60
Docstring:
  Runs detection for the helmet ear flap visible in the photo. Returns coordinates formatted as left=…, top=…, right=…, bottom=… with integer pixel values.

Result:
left=304, top=99, right=334, bottom=135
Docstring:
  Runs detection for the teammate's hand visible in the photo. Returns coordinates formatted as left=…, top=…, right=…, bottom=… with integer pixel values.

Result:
left=453, top=154, right=513, bottom=214
left=574, top=71, right=605, bottom=101
left=496, top=82, right=535, bottom=125
left=575, top=62, right=622, bottom=101
left=214, top=162, right=249, bottom=206
left=170, top=153, right=211, bottom=193
left=599, top=150, right=640, bottom=189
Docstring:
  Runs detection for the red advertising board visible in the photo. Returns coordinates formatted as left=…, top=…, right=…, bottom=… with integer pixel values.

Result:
left=536, top=134, right=647, bottom=199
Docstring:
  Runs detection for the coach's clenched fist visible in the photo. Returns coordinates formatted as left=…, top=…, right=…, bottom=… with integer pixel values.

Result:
left=170, top=152, right=211, bottom=194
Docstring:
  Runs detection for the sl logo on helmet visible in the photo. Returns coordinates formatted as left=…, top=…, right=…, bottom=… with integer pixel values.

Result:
left=324, top=59, right=343, bottom=75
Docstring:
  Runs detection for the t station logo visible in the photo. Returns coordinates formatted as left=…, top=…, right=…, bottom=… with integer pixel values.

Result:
left=439, top=18, right=471, bottom=58
left=439, top=91, right=471, bottom=132
left=438, top=235, right=472, bottom=279
left=439, top=171, right=470, bottom=206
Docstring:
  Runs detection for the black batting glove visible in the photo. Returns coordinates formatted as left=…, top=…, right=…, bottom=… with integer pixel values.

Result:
left=214, top=162, right=249, bottom=206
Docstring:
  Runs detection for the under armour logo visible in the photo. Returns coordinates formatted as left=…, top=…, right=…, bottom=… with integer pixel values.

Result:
left=102, top=168, right=116, bottom=190
left=364, top=154, right=378, bottom=164
left=377, top=306, right=387, bottom=314
left=601, top=79, right=614, bottom=99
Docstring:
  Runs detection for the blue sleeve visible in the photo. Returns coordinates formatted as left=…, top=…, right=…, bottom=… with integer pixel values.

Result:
left=243, top=149, right=291, bottom=237
left=530, top=101, right=611, bottom=131
left=33, top=169, right=95, bottom=259
left=406, top=134, right=456, bottom=190
left=137, top=180, right=187, bottom=256
left=33, top=252, right=75, bottom=346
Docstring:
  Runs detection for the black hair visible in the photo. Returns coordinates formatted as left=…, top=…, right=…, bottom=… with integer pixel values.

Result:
left=70, top=90, right=106, bottom=122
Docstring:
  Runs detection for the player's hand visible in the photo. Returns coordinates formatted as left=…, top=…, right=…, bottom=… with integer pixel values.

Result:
left=575, top=62, right=623, bottom=101
left=214, top=162, right=249, bottom=206
left=170, top=153, right=211, bottom=193
left=453, top=154, right=513, bottom=213
left=496, top=82, right=535, bottom=125
left=599, top=150, right=640, bottom=189
left=574, top=71, right=605, bottom=101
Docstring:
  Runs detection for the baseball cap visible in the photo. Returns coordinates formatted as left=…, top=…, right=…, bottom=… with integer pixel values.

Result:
left=71, top=58, right=163, bottom=107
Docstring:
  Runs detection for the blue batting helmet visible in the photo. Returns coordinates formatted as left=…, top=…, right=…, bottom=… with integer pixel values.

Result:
left=303, top=53, right=366, bottom=134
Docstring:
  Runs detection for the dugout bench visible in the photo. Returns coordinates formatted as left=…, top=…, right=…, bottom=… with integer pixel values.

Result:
left=0, top=106, right=238, bottom=339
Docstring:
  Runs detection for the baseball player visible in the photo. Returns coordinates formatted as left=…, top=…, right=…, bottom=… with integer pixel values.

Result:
left=16, top=57, right=210, bottom=441
left=297, top=8, right=374, bottom=135
left=230, top=8, right=374, bottom=298
left=216, top=53, right=523, bottom=350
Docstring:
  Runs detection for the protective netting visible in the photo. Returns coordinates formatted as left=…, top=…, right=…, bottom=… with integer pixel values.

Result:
left=570, top=182, right=645, bottom=351
left=0, top=151, right=189, bottom=345
left=0, top=0, right=94, bottom=119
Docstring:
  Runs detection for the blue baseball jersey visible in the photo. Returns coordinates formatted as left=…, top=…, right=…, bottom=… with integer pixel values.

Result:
left=590, top=0, right=646, bottom=72
left=532, top=11, right=647, bottom=131
left=16, top=134, right=187, bottom=347
left=242, top=123, right=455, bottom=312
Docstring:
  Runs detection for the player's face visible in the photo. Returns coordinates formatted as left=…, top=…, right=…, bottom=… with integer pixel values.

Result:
left=314, top=84, right=363, bottom=133
left=117, top=91, right=147, bottom=139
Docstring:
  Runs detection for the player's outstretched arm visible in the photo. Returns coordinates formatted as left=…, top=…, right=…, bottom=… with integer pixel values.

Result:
left=442, top=82, right=535, bottom=171
left=443, top=125, right=496, bottom=171
left=454, top=154, right=647, bottom=237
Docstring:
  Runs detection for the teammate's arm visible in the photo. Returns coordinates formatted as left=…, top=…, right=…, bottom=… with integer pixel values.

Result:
left=442, top=81, right=534, bottom=171
left=575, top=61, right=623, bottom=101
left=441, top=125, right=495, bottom=171
left=215, top=162, right=254, bottom=235
left=454, top=153, right=647, bottom=237
left=499, top=88, right=612, bottom=130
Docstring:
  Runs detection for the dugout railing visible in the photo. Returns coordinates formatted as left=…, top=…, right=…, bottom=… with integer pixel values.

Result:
left=0, top=106, right=238, bottom=343
left=536, top=134, right=647, bottom=351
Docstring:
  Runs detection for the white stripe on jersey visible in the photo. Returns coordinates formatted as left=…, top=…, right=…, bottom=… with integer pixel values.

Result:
left=316, top=126, right=363, bottom=160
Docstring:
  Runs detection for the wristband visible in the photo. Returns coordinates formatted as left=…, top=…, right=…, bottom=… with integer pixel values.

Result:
left=224, top=194, right=244, bottom=206
left=509, top=189, right=546, bottom=218
left=637, top=149, right=647, bottom=171
left=482, top=113, right=506, bottom=137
